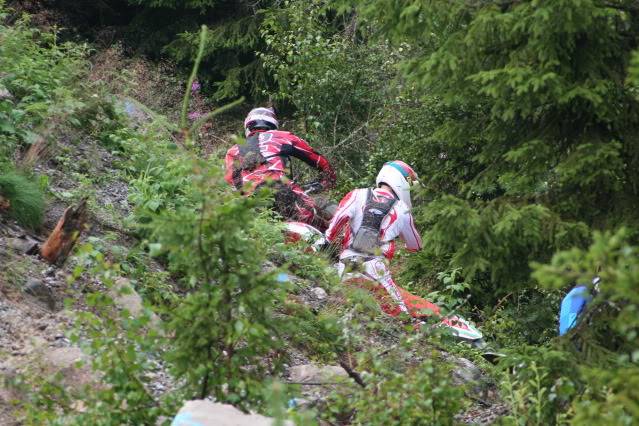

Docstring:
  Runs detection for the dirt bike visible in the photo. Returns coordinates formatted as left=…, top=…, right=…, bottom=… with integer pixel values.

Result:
left=282, top=184, right=487, bottom=349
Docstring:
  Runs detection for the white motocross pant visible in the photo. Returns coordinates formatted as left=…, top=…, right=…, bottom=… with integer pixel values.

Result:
left=336, top=256, right=409, bottom=313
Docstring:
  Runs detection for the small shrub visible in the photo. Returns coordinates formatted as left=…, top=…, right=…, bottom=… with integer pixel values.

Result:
left=323, top=336, right=465, bottom=426
left=0, top=171, right=45, bottom=229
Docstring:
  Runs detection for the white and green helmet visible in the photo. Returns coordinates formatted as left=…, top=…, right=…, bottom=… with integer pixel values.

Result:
left=375, top=160, right=419, bottom=209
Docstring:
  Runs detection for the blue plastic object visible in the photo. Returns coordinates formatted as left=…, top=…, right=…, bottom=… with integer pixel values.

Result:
left=559, top=285, right=592, bottom=336
left=276, top=272, right=290, bottom=283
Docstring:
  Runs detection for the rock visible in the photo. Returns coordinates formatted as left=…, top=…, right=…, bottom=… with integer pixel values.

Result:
left=110, top=278, right=161, bottom=326
left=23, top=279, right=56, bottom=310
left=310, top=287, right=327, bottom=300
left=450, top=357, right=482, bottom=385
left=42, top=347, right=95, bottom=389
left=0, top=86, right=12, bottom=100
left=4, top=237, right=39, bottom=254
left=172, top=400, right=293, bottom=426
left=120, top=98, right=150, bottom=127
left=288, top=363, right=348, bottom=384
left=110, top=278, right=145, bottom=316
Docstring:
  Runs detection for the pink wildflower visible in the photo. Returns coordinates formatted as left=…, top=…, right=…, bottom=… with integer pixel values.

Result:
left=188, top=111, right=204, bottom=120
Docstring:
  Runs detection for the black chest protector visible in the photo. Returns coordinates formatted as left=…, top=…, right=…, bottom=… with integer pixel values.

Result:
left=351, top=189, right=396, bottom=255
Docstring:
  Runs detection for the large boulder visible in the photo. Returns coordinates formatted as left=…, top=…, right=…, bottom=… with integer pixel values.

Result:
left=171, top=400, right=293, bottom=426
left=288, top=363, right=347, bottom=384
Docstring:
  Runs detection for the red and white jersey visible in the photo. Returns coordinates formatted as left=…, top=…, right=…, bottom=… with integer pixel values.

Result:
left=325, top=187, right=422, bottom=260
left=224, top=130, right=335, bottom=192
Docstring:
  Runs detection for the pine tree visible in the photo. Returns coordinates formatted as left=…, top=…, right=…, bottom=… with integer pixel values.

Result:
left=360, top=0, right=639, bottom=301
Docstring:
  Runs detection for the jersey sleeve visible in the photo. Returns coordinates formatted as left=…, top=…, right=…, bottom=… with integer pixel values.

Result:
left=325, top=190, right=357, bottom=243
left=288, top=135, right=336, bottom=188
left=400, top=210, right=423, bottom=252
left=224, top=145, right=240, bottom=186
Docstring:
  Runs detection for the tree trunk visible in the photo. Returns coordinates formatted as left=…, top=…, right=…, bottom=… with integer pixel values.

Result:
left=40, top=198, right=88, bottom=265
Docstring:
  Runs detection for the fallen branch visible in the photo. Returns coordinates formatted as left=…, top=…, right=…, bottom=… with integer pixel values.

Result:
left=40, top=198, right=88, bottom=265
left=466, top=393, right=491, bottom=407
left=338, top=358, right=366, bottom=388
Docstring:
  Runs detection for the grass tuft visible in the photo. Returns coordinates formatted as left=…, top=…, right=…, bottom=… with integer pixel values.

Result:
left=0, top=172, right=45, bottom=230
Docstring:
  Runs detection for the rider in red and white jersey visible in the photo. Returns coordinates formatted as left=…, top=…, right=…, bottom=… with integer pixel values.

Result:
left=225, top=107, right=336, bottom=225
left=326, top=160, right=422, bottom=259
left=325, top=161, right=435, bottom=316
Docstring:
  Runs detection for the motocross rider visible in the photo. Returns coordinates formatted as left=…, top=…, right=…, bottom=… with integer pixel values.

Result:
left=224, top=107, right=336, bottom=225
left=324, top=161, right=437, bottom=316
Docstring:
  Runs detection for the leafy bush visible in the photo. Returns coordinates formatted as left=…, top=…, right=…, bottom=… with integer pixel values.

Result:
left=533, top=228, right=639, bottom=357
left=324, top=337, right=465, bottom=425
left=498, top=345, right=580, bottom=425
left=0, top=6, right=90, bottom=151
left=144, top=162, right=289, bottom=406
left=260, top=0, right=403, bottom=189
left=0, top=171, right=45, bottom=229
left=490, top=229, right=639, bottom=423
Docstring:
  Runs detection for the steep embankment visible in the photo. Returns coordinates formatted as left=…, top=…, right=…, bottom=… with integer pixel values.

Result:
left=0, top=105, right=504, bottom=423
left=0, top=10, right=508, bottom=425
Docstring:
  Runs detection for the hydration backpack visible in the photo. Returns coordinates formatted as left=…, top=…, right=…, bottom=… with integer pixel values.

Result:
left=351, top=189, right=396, bottom=255
left=238, top=134, right=267, bottom=170
left=231, top=134, right=269, bottom=189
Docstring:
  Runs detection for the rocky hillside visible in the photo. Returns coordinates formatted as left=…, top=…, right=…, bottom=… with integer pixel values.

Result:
left=0, top=86, right=504, bottom=424
left=2, top=1, right=639, bottom=425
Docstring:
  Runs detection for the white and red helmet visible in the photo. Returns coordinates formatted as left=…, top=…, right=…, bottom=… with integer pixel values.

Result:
left=376, top=160, right=419, bottom=209
left=244, top=107, right=278, bottom=136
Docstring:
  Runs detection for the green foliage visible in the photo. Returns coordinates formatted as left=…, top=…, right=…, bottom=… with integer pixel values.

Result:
left=260, top=0, right=403, bottom=188
left=403, top=195, right=589, bottom=308
left=498, top=345, right=579, bottom=425
left=352, top=0, right=639, bottom=324
left=0, top=8, right=90, bottom=152
left=12, top=243, right=172, bottom=425
left=127, top=0, right=220, bottom=9
left=345, top=1, right=639, bottom=422
left=479, top=290, right=559, bottom=347
left=145, top=162, right=290, bottom=406
left=498, top=343, right=639, bottom=425
left=161, top=3, right=272, bottom=100
left=324, top=337, right=465, bottom=425
left=486, top=229, right=639, bottom=423
left=569, top=366, right=639, bottom=425
left=67, top=244, right=170, bottom=425
left=6, top=0, right=639, bottom=423
left=0, top=171, right=45, bottom=229
left=533, top=228, right=639, bottom=358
